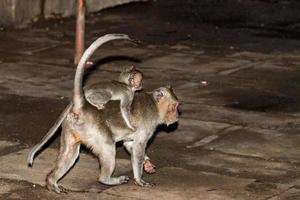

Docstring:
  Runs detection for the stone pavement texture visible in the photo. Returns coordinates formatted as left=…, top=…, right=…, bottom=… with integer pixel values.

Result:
left=1, top=0, right=300, bottom=199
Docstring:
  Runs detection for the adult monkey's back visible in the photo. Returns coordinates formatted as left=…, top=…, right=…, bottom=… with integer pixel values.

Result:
left=27, top=34, right=133, bottom=167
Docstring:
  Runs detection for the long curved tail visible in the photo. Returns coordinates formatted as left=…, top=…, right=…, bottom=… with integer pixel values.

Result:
left=27, top=103, right=73, bottom=166
left=73, top=34, right=132, bottom=113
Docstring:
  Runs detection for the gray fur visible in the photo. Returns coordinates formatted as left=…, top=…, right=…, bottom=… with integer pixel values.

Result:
left=28, top=34, right=179, bottom=193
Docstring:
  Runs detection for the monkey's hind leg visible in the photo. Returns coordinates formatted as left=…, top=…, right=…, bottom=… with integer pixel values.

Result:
left=96, top=140, right=129, bottom=185
left=46, top=127, right=80, bottom=193
left=66, top=111, right=84, bottom=126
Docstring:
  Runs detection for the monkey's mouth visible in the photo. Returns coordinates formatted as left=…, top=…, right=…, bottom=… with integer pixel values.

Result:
left=134, top=84, right=142, bottom=91
left=166, top=102, right=179, bottom=126
left=166, top=116, right=179, bottom=126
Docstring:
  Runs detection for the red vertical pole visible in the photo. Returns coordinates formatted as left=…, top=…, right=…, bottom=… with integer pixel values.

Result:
left=74, top=0, right=85, bottom=65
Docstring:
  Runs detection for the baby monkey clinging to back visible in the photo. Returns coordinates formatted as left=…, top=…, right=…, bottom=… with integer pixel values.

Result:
left=83, top=66, right=143, bottom=130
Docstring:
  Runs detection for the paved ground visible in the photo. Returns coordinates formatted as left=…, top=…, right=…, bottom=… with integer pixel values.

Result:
left=1, top=0, right=300, bottom=199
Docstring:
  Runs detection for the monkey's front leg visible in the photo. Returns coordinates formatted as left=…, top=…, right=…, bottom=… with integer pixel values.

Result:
left=131, top=141, right=154, bottom=187
left=124, top=141, right=156, bottom=174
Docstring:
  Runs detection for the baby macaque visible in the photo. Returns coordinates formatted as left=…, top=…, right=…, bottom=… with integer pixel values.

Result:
left=83, top=66, right=143, bottom=130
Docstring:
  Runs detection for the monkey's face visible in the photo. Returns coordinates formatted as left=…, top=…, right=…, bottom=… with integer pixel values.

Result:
left=166, top=101, right=179, bottom=125
left=154, top=87, right=179, bottom=126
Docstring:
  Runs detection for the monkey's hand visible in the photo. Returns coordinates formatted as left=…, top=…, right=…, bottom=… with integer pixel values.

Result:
left=143, top=159, right=156, bottom=174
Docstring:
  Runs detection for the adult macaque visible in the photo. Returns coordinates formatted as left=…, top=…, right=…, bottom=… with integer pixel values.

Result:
left=28, top=34, right=179, bottom=193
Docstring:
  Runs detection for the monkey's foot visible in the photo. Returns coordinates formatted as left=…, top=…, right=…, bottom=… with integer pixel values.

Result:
left=46, top=183, right=67, bottom=194
left=99, top=175, right=130, bottom=185
left=134, top=179, right=155, bottom=187
left=127, top=122, right=137, bottom=131
left=118, top=175, right=130, bottom=184
left=96, top=104, right=105, bottom=110
left=143, top=159, right=156, bottom=174
left=129, top=125, right=137, bottom=131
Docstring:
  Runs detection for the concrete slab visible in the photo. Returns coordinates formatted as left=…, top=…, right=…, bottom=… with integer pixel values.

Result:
left=204, top=128, right=300, bottom=162
left=0, top=148, right=131, bottom=192
left=0, top=140, right=19, bottom=151
left=159, top=119, right=231, bottom=144
left=97, top=167, right=251, bottom=200
left=268, top=187, right=300, bottom=200
left=182, top=151, right=297, bottom=179
left=95, top=167, right=293, bottom=200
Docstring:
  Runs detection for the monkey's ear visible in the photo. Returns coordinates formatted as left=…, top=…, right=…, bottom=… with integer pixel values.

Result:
left=153, top=89, right=164, bottom=103
left=130, top=65, right=135, bottom=70
left=125, top=65, right=135, bottom=72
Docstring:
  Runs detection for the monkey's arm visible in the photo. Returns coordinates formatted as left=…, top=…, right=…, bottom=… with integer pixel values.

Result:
left=129, top=132, right=155, bottom=187
left=124, top=141, right=156, bottom=174
left=124, top=141, right=150, bottom=160
left=120, top=95, right=136, bottom=131
left=84, top=89, right=112, bottom=110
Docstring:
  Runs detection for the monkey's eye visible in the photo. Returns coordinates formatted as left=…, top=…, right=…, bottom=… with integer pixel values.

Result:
left=128, top=77, right=134, bottom=85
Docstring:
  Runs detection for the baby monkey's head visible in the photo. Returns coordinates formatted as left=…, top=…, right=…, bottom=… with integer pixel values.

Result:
left=119, top=66, right=143, bottom=91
